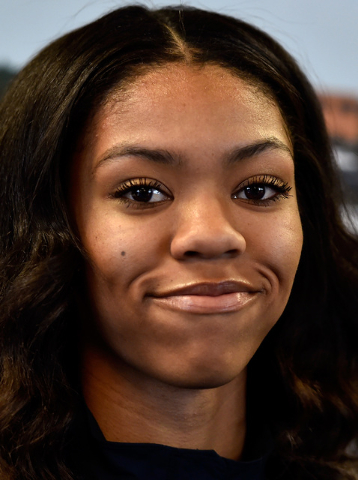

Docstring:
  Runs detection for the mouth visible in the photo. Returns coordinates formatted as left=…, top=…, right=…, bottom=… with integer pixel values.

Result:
left=150, top=281, right=262, bottom=314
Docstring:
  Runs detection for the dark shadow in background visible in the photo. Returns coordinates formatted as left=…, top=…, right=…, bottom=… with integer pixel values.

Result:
left=0, top=66, right=16, bottom=98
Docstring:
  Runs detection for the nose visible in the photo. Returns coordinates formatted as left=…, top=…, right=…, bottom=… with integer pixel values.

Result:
left=170, top=197, right=246, bottom=260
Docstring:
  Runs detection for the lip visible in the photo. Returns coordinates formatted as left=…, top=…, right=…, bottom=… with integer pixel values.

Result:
left=150, top=281, right=261, bottom=314
left=153, top=281, right=256, bottom=297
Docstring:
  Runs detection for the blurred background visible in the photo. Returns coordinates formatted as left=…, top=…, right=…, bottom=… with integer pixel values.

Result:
left=1, top=0, right=357, bottom=228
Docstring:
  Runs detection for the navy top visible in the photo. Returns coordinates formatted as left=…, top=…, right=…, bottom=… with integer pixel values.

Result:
left=86, top=409, right=272, bottom=480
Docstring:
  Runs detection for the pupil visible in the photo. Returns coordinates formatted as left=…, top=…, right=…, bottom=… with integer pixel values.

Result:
left=132, top=187, right=153, bottom=202
left=245, top=185, right=265, bottom=199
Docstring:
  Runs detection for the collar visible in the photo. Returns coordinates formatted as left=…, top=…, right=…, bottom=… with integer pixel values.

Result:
left=86, top=408, right=273, bottom=480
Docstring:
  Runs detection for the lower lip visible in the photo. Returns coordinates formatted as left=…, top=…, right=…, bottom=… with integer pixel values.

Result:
left=151, top=292, right=258, bottom=314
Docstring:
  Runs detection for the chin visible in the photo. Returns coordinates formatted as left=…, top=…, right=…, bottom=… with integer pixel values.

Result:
left=178, top=378, right=237, bottom=390
left=161, top=364, right=246, bottom=390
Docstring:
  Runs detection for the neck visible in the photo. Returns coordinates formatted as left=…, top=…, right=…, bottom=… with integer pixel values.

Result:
left=81, top=345, right=247, bottom=461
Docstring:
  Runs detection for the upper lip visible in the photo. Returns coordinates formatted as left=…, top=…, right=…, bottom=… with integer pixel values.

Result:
left=152, top=281, right=258, bottom=297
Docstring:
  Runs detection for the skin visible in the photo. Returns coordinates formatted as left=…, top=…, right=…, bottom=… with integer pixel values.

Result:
left=71, top=64, right=303, bottom=460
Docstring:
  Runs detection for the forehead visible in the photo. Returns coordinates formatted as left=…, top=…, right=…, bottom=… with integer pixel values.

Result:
left=104, top=63, right=279, bottom=124
left=78, top=64, right=290, bottom=166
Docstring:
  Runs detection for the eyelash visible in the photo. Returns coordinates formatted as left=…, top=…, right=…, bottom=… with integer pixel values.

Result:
left=111, top=178, right=171, bottom=209
left=111, top=175, right=292, bottom=209
left=232, top=174, right=292, bottom=206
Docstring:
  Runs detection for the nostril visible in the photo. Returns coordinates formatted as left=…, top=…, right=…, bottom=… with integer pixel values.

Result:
left=171, top=228, right=246, bottom=260
left=183, top=248, right=240, bottom=259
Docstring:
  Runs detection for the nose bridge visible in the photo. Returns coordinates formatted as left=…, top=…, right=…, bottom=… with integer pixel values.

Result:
left=170, top=192, right=246, bottom=259
left=188, top=192, right=231, bottom=230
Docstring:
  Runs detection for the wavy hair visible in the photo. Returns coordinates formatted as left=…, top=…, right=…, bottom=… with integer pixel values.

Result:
left=0, top=5, right=357, bottom=479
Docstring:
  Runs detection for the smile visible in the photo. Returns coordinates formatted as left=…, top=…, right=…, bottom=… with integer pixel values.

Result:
left=150, top=281, right=262, bottom=314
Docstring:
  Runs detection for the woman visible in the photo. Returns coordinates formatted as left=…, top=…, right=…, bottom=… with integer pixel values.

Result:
left=0, top=5, right=357, bottom=480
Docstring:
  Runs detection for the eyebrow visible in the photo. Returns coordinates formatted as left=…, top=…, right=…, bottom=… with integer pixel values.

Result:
left=225, top=137, right=293, bottom=165
left=93, top=136, right=293, bottom=173
left=93, top=145, right=182, bottom=173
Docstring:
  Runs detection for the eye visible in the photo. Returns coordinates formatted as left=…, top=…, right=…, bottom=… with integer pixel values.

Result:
left=236, top=184, right=277, bottom=201
left=112, top=178, right=172, bottom=207
left=122, top=186, right=167, bottom=203
left=232, top=175, right=292, bottom=206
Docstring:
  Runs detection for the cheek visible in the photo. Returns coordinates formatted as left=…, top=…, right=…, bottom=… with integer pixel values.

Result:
left=252, top=210, right=303, bottom=286
left=85, top=235, right=144, bottom=285
left=81, top=214, right=165, bottom=293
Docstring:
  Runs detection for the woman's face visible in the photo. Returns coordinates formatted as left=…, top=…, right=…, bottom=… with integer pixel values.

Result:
left=71, top=64, right=303, bottom=389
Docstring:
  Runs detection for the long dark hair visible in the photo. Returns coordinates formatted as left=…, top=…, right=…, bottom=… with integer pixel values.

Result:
left=0, top=5, right=357, bottom=479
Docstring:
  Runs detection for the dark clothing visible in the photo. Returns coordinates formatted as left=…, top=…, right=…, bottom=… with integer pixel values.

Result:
left=84, top=409, right=272, bottom=480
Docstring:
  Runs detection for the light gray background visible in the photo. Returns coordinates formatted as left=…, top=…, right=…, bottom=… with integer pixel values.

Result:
left=1, top=0, right=358, bottom=94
